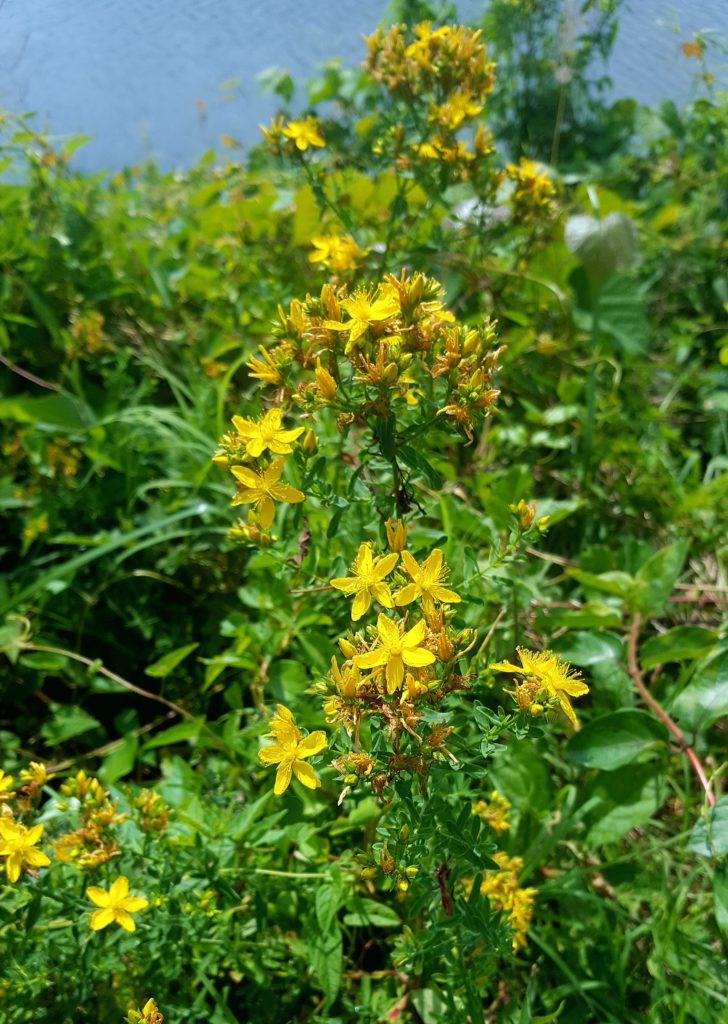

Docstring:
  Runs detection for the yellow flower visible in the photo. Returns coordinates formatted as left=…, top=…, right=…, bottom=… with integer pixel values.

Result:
left=0, top=771, right=15, bottom=797
left=505, top=158, right=555, bottom=210
left=354, top=614, right=436, bottom=694
left=330, top=543, right=399, bottom=621
left=126, top=998, right=164, bottom=1024
left=87, top=875, right=149, bottom=932
left=231, top=457, right=304, bottom=528
left=472, top=790, right=511, bottom=833
left=246, top=346, right=282, bottom=386
left=258, top=704, right=327, bottom=796
left=231, top=408, right=304, bottom=458
left=281, top=117, right=324, bottom=151
left=309, top=234, right=361, bottom=273
left=324, top=287, right=400, bottom=347
left=18, top=761, right=54, bottom=787
left=491, top=647, right=589, bottom=727
left=0, top=819, right=50, bottom=882
left=479, top=852, right=536, bottom=953
left=395, top=549, right=461, bottom=615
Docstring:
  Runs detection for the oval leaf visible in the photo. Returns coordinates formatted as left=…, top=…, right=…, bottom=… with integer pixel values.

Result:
left=566, top=709, right=668, bottom=770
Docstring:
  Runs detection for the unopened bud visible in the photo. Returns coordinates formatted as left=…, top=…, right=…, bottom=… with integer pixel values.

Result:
left=302, top=428, right=317, bottom=454
left=405, top=865, right=419, bottom=878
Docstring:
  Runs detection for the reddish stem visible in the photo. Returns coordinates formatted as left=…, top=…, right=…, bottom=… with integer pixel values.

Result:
left=627, top=615, right=715, bottom=807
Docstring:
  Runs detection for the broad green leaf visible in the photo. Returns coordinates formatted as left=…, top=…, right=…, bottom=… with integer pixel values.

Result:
left=550, top=630, right=623, bottom=667
left=99, top=732, right=139, bottom=783
left=566, top=709, right=668, bottom=770
left=565, top=212, right=639, bottom=285
left=0, top=393, right=91, bottom=431
left=670, top=648, right=728, bottom=731
left=145, top=643, right=199, bottom=678
left=40, top=704, right=101, bottom=747
left=583, top=764, right=665, bottom=846
left=690, top=797, right=728, bottom=858
left=343, top=897, right=401, bottom=928
left=538, top=602, right=622, bottom=631
left=567, top=569, right=634, bottom=598
left=143, top=717, right=204, bottom=751
left=639, top=626, right=718, bottom=669
left=631, top=539, right=689, bottom=617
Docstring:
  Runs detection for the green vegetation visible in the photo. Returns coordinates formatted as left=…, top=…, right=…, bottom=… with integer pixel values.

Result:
left=0, top=3, right=726, bottom=1022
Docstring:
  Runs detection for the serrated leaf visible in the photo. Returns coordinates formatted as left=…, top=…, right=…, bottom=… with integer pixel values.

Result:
left=566, top=709, right=668, bottom=770
left=145, top=643, right=199, bottom=678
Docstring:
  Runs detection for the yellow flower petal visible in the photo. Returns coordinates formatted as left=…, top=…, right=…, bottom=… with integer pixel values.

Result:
left=274, top=761, right=293, bottom=795
left=296, top=731, right=327, bottom=758
left=86, top=886, right=110, bottom=907
left=90, top=907, right=115, bottom=931
left=292, top=760, right=320, bottom=789
left=114, top=909, right=137, bottom=932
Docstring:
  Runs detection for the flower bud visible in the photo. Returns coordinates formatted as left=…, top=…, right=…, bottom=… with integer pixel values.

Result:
left=302, top=428, right=317, bottom=454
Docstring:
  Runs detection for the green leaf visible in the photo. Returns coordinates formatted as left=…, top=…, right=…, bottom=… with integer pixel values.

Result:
left=315, top=879, right=343, bottom=933
left=567, top=568, right=635, bottom=598
left=343, top=897, right=401, bottom=928
left=308, top=918, right=342, bottom=1005
left=40, top=704, right=102, bottom=747
left=143, top=717, right=204, bottom=751
left=99, top=732, right=139, bottom=783
left=410, top=989, right=449, bottom=1024
left=583, top=764, right=666, bottom=847
left=566, top=709, right=668, bottom=770
left=0, top=393, right=91, bottom=431
left=630, top=540, right=689, bottom=618
left=670, top=649, right=728, bottom=731
left=714, top=861, right=728, bottom=940
left=538, top=602, right=622, bottom=630
left=550, top=630, right=623, bottom=667
left=689, top=797, right=728, bottom=858
left=145, top=643, right=199, bottom=678
left=596, top=274, right=649, bottom=354
left=639, top=627, right=719, bottom=669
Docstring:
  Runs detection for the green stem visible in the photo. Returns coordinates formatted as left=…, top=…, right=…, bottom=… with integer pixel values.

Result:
left=581, top=305, right=599, bottom=485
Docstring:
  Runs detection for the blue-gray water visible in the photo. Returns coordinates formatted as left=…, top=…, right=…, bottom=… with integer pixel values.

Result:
left=0, top=1, right=725, bottom=171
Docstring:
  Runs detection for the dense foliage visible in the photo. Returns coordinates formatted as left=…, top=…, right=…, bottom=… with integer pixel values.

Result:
left=0, top=3, right=726, bottom=1022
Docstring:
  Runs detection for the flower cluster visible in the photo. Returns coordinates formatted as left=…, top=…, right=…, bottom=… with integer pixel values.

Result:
left=505, top=157, right=556, bottom=220
left=230, top=270, right=502, bottom=451
left=0, top=761, right=53, bottom=883
left=479, top=852, right=537, bottom=953
left=472, top=789, right=511, bottom=834
left=491, top=647, right=589, bottom=727
left=365, top=22, right=496, bottom=181
left=213, top=406, right=306, bottom=540
left=308, top=233, right=363, bottom=275
left=317, top=533, right=471, bottom=792
left=53, top=769, right=127, bottom=869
